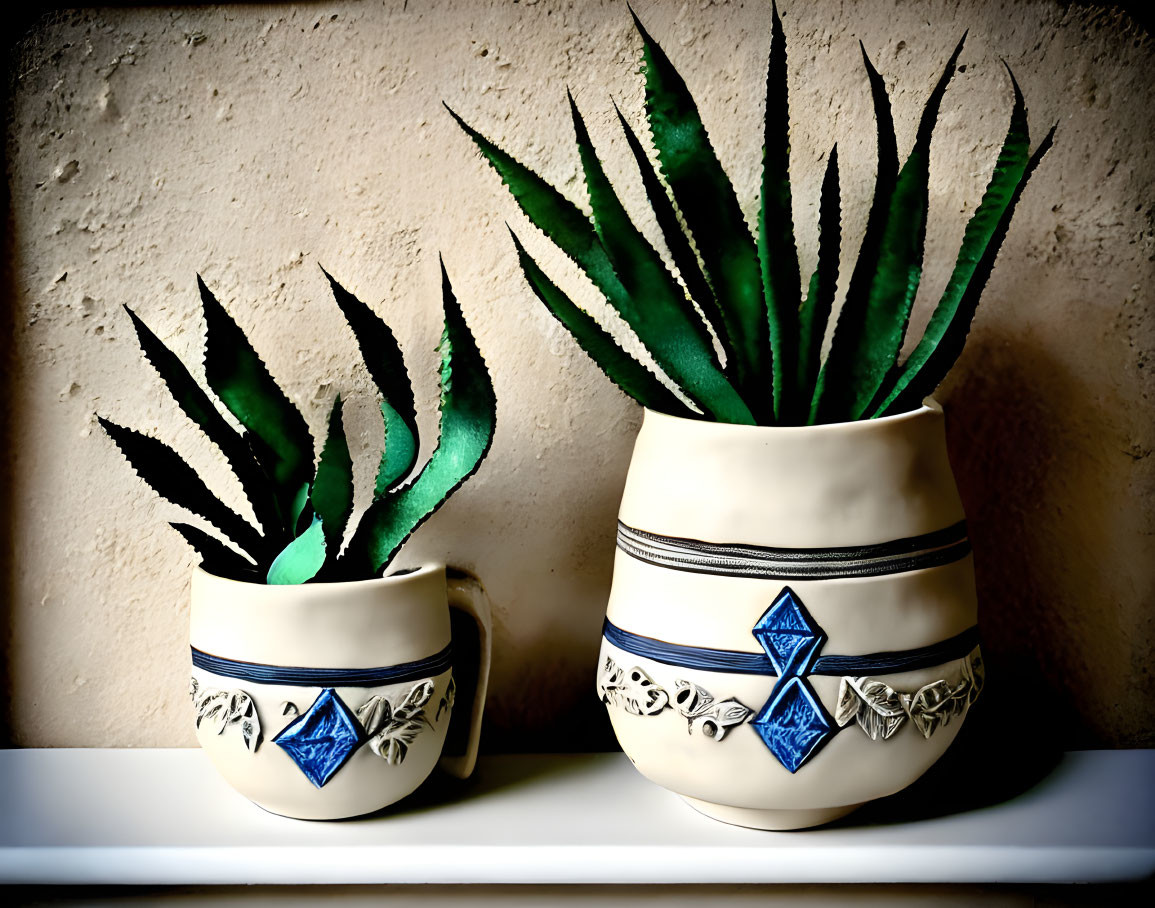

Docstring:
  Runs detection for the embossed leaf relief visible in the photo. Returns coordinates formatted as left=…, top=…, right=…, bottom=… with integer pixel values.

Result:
left=436, top=677, right=457, bottom=722
left=356, top=680, right=436, bottom=766
left=963, top=647, right=985, bottom=705
left=189, top=677, right=262, bottom=752
left=835, top=648, right=985, bottom=741
left=598, top=656, right=752, bottom=740
left=674, top=681, right=753, bottom=740
left=598, top=658, right=669, bottom=715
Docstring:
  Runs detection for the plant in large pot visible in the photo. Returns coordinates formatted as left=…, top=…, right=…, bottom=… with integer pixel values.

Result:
left=450, top=2, right=1052, bottom=828
left=99, top=262, right=496, bottom=819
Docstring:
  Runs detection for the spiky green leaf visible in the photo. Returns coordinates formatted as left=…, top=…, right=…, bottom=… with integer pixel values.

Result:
left=810, top=44, right=899, bottom=424
left=345, top=263, right=497, bottom=575
left=290, top=480, right=312, bottom=534
left=797, top=146, right=841, bottom=408
left=758, top=0, right=803, bottom=423
left=612, top=102, right=724, bottom=361
left=447, top=104, right=607, bottom=279
left=873, top=90, right=1051, bottom=417
left=321, top=268, right=420, bottom=495
left=312, top=395, right=354, bottom=551
left=123, top=306, right=282, bottom=545
left=567, top=92, right=750, bottom=422
left=824, top=36, right=967, bottom=422
left=98, top=417, right=266, bottom=558
left=448, top=103, right=750, bottom=423
left=509, top=228, right=694, bottom=416
left=170, top=522, right=258, bottom=580
left=267, top=516, right=326, bottom=585
left=198, top=276, right=314, bottom=531
left=632, top=7, right=769, bottom=420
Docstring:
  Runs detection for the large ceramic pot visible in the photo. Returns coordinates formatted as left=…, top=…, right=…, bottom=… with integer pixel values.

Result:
left=189, top=563, right=491, bottom=820
left=598, top=402, right=983, bottom=830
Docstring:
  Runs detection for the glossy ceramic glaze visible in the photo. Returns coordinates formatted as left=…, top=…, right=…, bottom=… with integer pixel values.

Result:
left=599, top=402, right=982, bottom=829
left=189, top=563, right=491, bottom=820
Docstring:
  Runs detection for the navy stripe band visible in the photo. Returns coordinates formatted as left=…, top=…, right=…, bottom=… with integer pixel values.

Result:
left=812, top=628, right=980, bottom=674
left=602, top=619, right=979, bottom=677
left=191, top=643, right=453, bottom=687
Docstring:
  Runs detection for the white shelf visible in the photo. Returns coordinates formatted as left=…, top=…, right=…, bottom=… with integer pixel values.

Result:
left=0, top=749, right=1152, bottom=886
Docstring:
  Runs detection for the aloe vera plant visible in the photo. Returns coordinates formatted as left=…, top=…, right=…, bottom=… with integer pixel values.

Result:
left=98, top=263, right=496, bottom=584
left=449, top=3, right=1054, bottom=426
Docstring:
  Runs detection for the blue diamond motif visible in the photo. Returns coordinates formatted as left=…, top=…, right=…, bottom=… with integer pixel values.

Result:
left=274, top=688, right=365, bottom=788
left=752, top=587, right=827, bottom=677
left=751, top=677, right=835, bottom=773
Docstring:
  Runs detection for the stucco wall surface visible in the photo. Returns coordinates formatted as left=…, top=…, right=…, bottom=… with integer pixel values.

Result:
left=3, top=0, right=1152, bottom=750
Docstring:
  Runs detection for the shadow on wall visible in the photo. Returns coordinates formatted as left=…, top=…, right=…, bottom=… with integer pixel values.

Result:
left=944, top=330, right=1135, bottom=751
left=486, top=651, right=619, bottom=754
left=476, top=463, right=625, bottom=755
left=0, top=167, right=18, bottom=748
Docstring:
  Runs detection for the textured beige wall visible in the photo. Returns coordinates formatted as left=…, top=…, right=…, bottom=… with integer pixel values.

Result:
left=2, top=0, right=1152, bottom=751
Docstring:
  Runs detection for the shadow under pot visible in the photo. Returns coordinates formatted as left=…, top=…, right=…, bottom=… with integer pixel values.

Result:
left=598, top=401, right=984, bottom=830
left=188, top=563, right=491, bottom=820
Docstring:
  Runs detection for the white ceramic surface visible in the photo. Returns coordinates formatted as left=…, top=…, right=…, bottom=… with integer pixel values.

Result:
left=189, top=563, right=491, bottom=820
left=600, top=403, right=981, bottom=829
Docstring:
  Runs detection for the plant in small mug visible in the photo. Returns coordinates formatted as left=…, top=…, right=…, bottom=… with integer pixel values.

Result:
left=448, top=2, right=1053, bottom=426
left=99, top=262, right=495, bottom=584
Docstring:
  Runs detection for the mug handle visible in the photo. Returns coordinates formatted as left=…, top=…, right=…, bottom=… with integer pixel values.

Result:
left=438, top=567, right=493, bottom=779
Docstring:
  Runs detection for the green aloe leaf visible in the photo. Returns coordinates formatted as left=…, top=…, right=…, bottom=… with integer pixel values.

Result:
left=198, top=275, right=314, bottom=532
left=567, top=92, right=750, bottom=423
left=508, top=228, right=694, bottom=416
left=810, top=43, right=899, bottom=424
left=122, top=306, right=282, bottom=546
left=797, top=146, right=841, bottom=408
left=827, top=36, right=967, bottom=422
left=267, top=515, right=327, bottom=585
left=447, top=103, right=750, bottom=423
left=757, top=0, right=803, bottom=423
left=873, top=83, right=1052, bottom=417
left=321, top=268, right=420, bottom=495
left=312, top=395, right=354, bottom=551
left=445, top=104, right=622, bottom=294
left=170, top=522, right=258, bottom=580
left=632, top=7, right=769, bottom=421
left=611, top=101, right=724, bottom=362
left=345, top=262, right=497, bottom=575
left=98, top=417, right=266, bottom=558
left=289, top=477, right=312, bottom=534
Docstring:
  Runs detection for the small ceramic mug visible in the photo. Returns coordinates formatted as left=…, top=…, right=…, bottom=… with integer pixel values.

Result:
left=188, top=563, right=491, bottom=820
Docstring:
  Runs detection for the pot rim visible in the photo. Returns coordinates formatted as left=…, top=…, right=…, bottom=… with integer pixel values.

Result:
left=643, top=397, right=941, bottom=434
left=192, top=561, right=445, bottom=590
